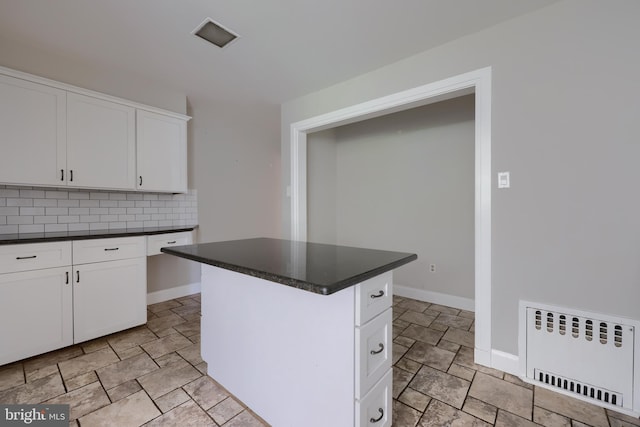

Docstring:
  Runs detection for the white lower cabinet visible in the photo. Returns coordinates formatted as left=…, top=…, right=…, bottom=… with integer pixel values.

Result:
left=0, top=266, right=73, bottom=366
left=355, top=309, right=393, bottom=398
left=356, top=369, right=393, bottom=427
left=72, top=237, right=146, bottom=343
left=355, top=271, right=393, bottom=426
left=73, top=257, right=146, bottom=343
left=0, top=237, right=147, bottom=365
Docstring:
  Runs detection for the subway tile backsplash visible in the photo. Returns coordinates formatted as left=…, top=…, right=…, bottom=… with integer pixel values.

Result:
left=0, top=185, right=198, bottom=234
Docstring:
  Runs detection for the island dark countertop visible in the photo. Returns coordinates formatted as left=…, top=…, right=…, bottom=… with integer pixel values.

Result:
left=0, top=226, right=197, bottom=245
left=161, top=237, right=417, bottom=295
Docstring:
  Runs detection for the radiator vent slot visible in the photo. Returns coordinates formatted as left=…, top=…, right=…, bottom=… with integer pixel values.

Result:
left=523, top=303, right=636, bottom=411
left=534, top=369, right=622, bottom=407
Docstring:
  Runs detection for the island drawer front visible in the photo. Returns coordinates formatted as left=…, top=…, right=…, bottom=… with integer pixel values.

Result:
left=355, top=308, right=393, bottom=399
left=355, top=271, right=392, bottom=326
left=355, top=368, right=392, bottom=427
left=72, top=236, right=146, bottom=265
left=0, top=242, right=72, bottom=274
left=147, top=231, right=193, bottom=256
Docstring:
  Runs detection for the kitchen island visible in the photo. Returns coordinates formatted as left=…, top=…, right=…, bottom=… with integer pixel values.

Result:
left=162, top=238, right=417, bottom=427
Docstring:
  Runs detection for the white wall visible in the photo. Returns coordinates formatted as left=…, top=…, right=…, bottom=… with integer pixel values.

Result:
left=282, top=0, right=640, bottom=355
left=189, top=98, right=281, bottom=243
left=307, top=96, right=475, bottom=300
left=307, top=129, right=337, bottom=244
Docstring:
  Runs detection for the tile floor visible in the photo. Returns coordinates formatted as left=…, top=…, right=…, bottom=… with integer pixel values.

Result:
left=0, top=293, right=638, bottom=427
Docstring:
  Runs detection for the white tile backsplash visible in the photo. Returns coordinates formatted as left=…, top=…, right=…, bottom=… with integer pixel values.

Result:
left=19, top=224, right=44, bottom=233
left=0, top=186, right=197, bottom=234
left=34, top=199, right=58, bottom=207
left=8, top=216, right=33, bottom=225
left=0, top=225, right=18, bottom=233
left=0, top=207, right=19, bottom=216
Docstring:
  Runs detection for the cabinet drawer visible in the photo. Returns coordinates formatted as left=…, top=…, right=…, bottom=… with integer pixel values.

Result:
left=355, top=308, right=393, bottom=399
left=0, top=242, right=72, bottom=274
left=72, top=236, right=145, bottom=264
left=147, top=231, right=192, bottom=256
left=355, top=368, right=392, bottom=427
left=355, top=271, right=392, bottom=326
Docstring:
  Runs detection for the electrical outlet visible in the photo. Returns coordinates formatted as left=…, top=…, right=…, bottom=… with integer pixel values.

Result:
left=429, top=264, right=436, bottom=273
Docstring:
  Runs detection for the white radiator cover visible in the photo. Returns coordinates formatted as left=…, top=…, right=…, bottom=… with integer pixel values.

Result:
left=519, top=300, right=640, bottom=414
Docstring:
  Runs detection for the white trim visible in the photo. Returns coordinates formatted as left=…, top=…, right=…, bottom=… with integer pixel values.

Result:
left=0, top=65, right=190, bottom=121
left=146, top=282, right=201, bottom=305
left=289, top=67, right=493, bottom=365
left=394, top=285, right=474, bottom=312
left=474, top=348, right=492, bottom=368
left=491, top=350, right=520, bottom=376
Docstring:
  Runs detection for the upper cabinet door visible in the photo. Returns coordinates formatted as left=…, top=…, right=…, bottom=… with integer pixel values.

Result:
left=136, top=109, right=188, bottom=193
left=67, top=93, right=136, bottom=190
left=0, top=74, right=66, bottom=186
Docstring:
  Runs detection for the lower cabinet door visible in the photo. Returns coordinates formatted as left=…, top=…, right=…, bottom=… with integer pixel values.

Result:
left=0, top=267, right=73, bottom=365
left=73, top=257, right=146, bottom=343
left=356, top=368, right=392, bottom=427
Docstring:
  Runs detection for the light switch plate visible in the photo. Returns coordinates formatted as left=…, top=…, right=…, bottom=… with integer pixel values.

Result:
left=498, top=172, right=510, bottom=189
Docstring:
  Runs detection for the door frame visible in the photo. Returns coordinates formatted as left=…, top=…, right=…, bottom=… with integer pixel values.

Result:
left=289, top=67, right=492, bottom=366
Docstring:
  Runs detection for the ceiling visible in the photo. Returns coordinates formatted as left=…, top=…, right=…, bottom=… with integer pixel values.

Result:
left=0, top=0, right=560, bottom=105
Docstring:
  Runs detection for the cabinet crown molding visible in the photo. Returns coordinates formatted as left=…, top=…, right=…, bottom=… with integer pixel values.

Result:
left=0, top=65, right=191, bottom=121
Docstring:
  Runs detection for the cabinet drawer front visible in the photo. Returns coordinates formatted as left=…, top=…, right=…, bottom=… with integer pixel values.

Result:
left=355, top=368, right=392, bottom=427
left=355, top=308, right=392, bottom=399
left=72, top=236, right=146, bottom=264
left=0, top=242, right=72, bottom=274
left=355, top=271, right=392, bottom=326
left=147, top=231, right=193, bottom=256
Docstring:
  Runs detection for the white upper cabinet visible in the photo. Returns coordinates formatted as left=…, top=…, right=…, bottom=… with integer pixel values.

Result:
left=0, top=66, right=190, bottom=193
left=136, top=109, right=188, bottom=193
left=0, top=74, right=67, bottom=186
left=67, top=93, right=136, bottom=190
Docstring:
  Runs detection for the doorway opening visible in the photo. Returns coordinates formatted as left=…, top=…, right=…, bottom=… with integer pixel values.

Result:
left=289, top=67, right=492, bottom=366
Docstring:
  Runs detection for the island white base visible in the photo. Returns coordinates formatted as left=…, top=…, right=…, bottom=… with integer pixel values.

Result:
left=200, top=265, right=393, bottom=427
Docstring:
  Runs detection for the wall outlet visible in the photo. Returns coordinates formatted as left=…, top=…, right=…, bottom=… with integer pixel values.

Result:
left=429, top=264, right=436, bottom=273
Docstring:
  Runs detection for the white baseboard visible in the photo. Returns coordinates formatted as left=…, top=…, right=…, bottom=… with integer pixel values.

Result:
left=491, top=349, right=520, bottom=376
left=147, top=282, right=201, bottom=305
left=394, top=284, right=475, bottom=312
left=474, top=347, right=492, bottom=368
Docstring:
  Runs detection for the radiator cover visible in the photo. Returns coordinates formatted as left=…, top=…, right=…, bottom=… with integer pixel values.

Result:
left=520, top=301, right=638, bottom=412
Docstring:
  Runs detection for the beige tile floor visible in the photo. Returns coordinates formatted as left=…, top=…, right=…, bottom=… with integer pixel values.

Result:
left=0, top=293, right=638, bottom=426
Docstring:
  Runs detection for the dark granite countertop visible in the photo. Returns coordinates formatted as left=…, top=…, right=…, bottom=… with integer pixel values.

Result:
left=0, top=226, right=197, bottom=245
left=161, top=237, right=417, bottom=295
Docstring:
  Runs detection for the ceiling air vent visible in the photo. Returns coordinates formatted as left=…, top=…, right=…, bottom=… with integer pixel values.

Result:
left=193, top=18, right=238, bottom=48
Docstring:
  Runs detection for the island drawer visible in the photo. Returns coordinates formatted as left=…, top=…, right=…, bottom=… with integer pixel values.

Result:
left=355, top=368, right=392, bottom=427
left=147, top=231, right=193, bottom=256
left=355, top=307, right=392, bottom=399
left=0, top=242, right=72, bottom=274
left=355, top=271, right=392, bottom=326
left=72, top=236, right=146, bottom=265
